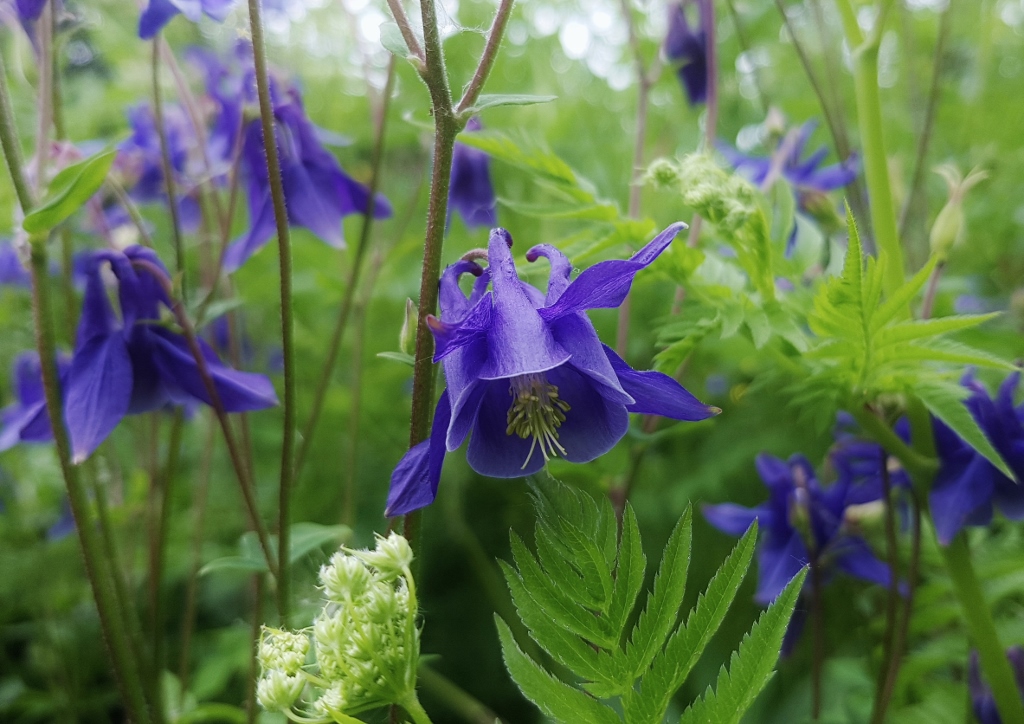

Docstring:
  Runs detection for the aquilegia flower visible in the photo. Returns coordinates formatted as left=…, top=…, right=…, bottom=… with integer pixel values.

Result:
left=0, top=351, right=71, bottom=452
left=829, top=414, right=911, bottom=506
left=664, top=1, right=709, bottom=106
left=719, top=120, right=858, bottom=253
left=448, top=117, right=497, bottom=230
left=929, top=371, right=1024, bottom=546
left=223, top=83, right=392, bottom=272
left=386, top=224, right=718, bottom=516
left=703, top=453, right=894, bottom=605
left=64, top=246, right=277, bottom=462
left=970, top=647, right=1024, bottom=724
left=139, top=0, right=234, bottom=40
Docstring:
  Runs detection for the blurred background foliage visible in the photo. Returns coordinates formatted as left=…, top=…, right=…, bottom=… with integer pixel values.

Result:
left=1, top=0, right=1024, bottom=721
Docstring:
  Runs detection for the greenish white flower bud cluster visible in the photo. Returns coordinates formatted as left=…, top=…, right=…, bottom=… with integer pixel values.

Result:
left=255, top=532, right=422, bottom=723
left=646, top=154, right=761, bottom=236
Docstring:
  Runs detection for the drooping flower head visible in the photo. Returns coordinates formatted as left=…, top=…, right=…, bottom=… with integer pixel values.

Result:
left=663, top=0, right=709, bottom=106
left=139, top=0, right=235, bottom=40
left=719, top=120, right=858, bottom=253
left=448, top=117, right=497, bottom=231
left=223, top=80, right=392, bottom=271
left=386, top=224, right=719, bottom=516
left=703, top=453, right=894, bottom=606
left=64, top=246, right=278, bottom=461
left=969, top=647, right=1024, bottom=724
left=929, top=371, right=1024, bottom=546
left=0, top=351, right=71, bottom=452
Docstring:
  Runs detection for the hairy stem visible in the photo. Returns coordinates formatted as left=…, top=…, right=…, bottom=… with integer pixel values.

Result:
left=871, top=448, right=900, bottom=723
left=455, top=0, right=515, bottom=115
left=417, top=666, right=505, bottom=724
left=246, top=0, right=297, bottom=622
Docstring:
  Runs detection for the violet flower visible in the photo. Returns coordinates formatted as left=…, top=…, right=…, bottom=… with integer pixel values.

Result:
left=386, top=224, right=718, bottom=516
left=448, top=117, right=497, bottom=231
left=223, top=84, right=392, bottom=272
left=929, top=372, right=1024, bottom=546
left=0, top=351, right=71, bottom=452
left=664, top=1, right=709, bottom=106
left=719, top=121, right=858, bottom=253
left=0, top=241, right=30, bottom=288
left=139, top=0, right=234, bottom=40
left=829, top=414, right=911, bottom=506
left=703, top=453, right=894, bottom=605
left=970, top=648, right=1024, bottom=724
left=64, top=246, right=278, bottom=462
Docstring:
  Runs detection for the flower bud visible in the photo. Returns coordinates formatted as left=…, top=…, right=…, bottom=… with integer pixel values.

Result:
left=258, top=628, right=310, bottom=675
left=929, top=164, right=988, bottom=259
left=643, top=158, right=683, bottom=190
left=256, top=670, right=304, bottom=712
left=349, top=532, right=414, bottom=580
left=319, top=552, right=373, bottom=602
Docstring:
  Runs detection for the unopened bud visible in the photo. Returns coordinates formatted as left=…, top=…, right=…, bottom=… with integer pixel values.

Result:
left=349, top=532, right=414, bottom=580
left=643, top=157, right=683, bottom=190
left=319, top=552, right=373, bottom=602
left=256, top=670, right=304, bottom=712
left=929, top=164, right=987, bottom=258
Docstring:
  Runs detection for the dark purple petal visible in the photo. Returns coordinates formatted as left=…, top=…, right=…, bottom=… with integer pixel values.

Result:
left=448, top=119, right=497, bottom=231
left=430, top=293, right=493, bottom=363
left=801, top=156, right=859, bottom=192
left=538, top=222, right=686, bottom=322
left=664, top=1, right=708, bottom=106
left=526, top=244, right=573, bottom=304
left=466, top=379, right=547, bottom=478
left=549, top=318, right=630, bottom=405
left=0, top=242, right=30, bottom=287
left=831, top=537, right=894, bottom=589
left=15, top=0, right=47, bottom=22
left=139, top=0, right=183, bottom=39
left=438, top=260, right=484, bottom=320
left=930, top=452, right=995, bottom=545
left=75, top=255, right=120, bottom=348
left=602, top=344, right=718, bottom=420
left=46, top=502, right=77, bottom=542
left=223, top=197, right=276, bottom=272
left=703, top=502, right=766, bottom=537
left=65, top=334, right=133, bottom=463
left=755, top=530, right=808, bottom=605
left=480, top=229, right=569, bottom=380
left=147, top=328, right=278, bottom=412
left=386, top=390, right=452, bottom=517
left=546, top=364, right=629, bottom=464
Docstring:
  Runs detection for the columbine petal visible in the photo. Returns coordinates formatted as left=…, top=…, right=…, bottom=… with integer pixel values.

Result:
left=438, top=260, right=485, bottom=320
left=538, top=222, right=686, bottom=322
left=386, top=390, right=452, bottom=517
left=703, top=502, right=766, bottom=537
left=224, top=197, right=276, bottom=272
left=147, top=328, right=278, bottom=411
left=602, top=344, right=718, bottom=420
left=832, top=538, right=894, bottom=589
left=65, top=334, right=134, bottom=462
left=139, top=0, right=182, bottom=38
left=756, top=531, right=808, bottom=605
left=448, top=117, right=497, bottom=230
left=526, top=244, right=573, bottom=304
left=546, top=364, right=629, bottom=464
left=930, top=451, right=996, bottom=545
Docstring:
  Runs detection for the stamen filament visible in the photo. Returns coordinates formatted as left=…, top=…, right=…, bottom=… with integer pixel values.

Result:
left=506, top=374, right=571, bottom=469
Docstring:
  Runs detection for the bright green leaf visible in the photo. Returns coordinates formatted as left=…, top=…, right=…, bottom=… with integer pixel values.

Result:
left=23, top=150, right=116, bottom=235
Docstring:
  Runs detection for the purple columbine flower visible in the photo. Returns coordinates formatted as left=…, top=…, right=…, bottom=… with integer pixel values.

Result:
left=448, top=117, right=497, bottom=231
left=0, top=351, right=71, bottom=452
left=929, top=372, right=1024, bottom=546
left=386, top=224, right=718, bottom=516
left=223, top=84, right=392, bottom=272
left=703, top=453, right=895, bottom=605
left=664, top=1, right=709, bottom=106
left=139, top=0, right=235, bottom=40
left=970, top=648, right=1024, bottom=724
left=829, top=414, right=911, bottom=506
left=64, top=246, right=278, bottom=462
left=720, top=121, right=858, bottom=253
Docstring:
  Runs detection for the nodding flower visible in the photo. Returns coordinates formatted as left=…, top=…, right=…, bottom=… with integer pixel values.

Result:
left=386, top=224, right=718, bottom=517
left=663, top=0, right=710, bottom=106
left=448, top=117, right=497, bottom=231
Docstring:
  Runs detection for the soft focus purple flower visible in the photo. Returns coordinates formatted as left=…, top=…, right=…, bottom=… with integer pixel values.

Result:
left=929, top=372, right=1024, bottom=546
left=223, top=83, right=392, bottom=271
left=664, top=0, right=709, bottom=106
left=703, top=453, right=895, bottom=605
left=0, top=351, right=71, bottom=452
left=46, top=501, right=76, bottom=541
left=970, top=648, right=1024, bottom=724
left=720, top=121, right=858, bottom=253
left=386, top=224, right=718, bottom=516
left=64, top=246, right=278, bottom=462
left=448, top=117, right=497, bottom=231
left=830, top=414, right=911, bottom=506
left=0, top=241, right=30, bottom=288
left=139, top=0, right=235, bottom=40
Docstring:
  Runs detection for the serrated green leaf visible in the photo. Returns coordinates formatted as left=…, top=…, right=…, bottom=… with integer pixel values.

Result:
left=23, top=150, right=116, bottom=234
left=874, top=314, right=1001, bottom=348
left=744, top=306, right=771, bottom=349
left=677, top=568, right=807, bottom=724
left=465, top=93, right=557, bottom=113
left=496, top=617, right=620, bottom=724
left=497, top=198, right=619, bottom=221
left=871, top=254, right=939, bottom=331
left=607, top=505, right=647, bottom=636
left=623, top=522, right=758, bottom=724
left=875, top=339, right=1017, bottom=370
left=624, top=506, right=692, bottom=677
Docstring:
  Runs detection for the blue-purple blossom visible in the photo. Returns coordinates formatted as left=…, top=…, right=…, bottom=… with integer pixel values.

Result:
left=703, top=453, right=895, bottom=605
left=929, top=372, right=1024, bottom=546
left=139, top=0, right=235, bottom=40
left=829, top=414, right=911, bottom=506
left=46, top=501, right=76, bottom=541
left=664, top=1, right=709, bottom=106
left=0, top=351, right=71, bottom=452
left=0, top=241, right=30, bottom=288
left=386, top=224, right=718, bottom=516
left=970, top=648, right=1024, bottom=724
left=223, top=83, right=392, bottom=272
left=64, top=246, right=278, bottom=462
left=448, top=117, right=497, bottom=231
left=719, top=121, right=858, bottom=253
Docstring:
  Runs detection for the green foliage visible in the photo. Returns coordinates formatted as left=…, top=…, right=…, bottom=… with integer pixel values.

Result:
left=496, top=478, right=802, bottom=724
left=22, top=149, right=115, bottom=235
left=199, top=522, right=351, bottom=577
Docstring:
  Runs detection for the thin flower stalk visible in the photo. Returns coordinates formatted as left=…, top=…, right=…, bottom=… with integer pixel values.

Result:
left=151, top=38, right=187, bottom=294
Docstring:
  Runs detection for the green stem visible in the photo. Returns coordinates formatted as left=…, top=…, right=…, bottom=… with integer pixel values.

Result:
left=417, top=666, right=503, bottom=724
left=837, top=0, right=905, bottom=297
left=400, top=694, right=435, bottom=724
left=940, top=535, right=1024, bottom=724
left=246, top=0, right=297, bottom=622
left=151, top=38, right=186, bottom=297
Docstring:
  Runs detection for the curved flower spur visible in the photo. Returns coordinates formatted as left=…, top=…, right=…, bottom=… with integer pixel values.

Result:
left=386, top=224, right=720, bottom=517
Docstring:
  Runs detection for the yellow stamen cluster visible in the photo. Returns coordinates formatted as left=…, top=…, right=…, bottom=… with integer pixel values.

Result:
left=506, top=374, right=571, bottom=469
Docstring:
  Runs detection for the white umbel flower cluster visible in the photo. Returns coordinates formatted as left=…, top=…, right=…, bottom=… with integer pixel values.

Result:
left=255, top=532, right=422, bottom=723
